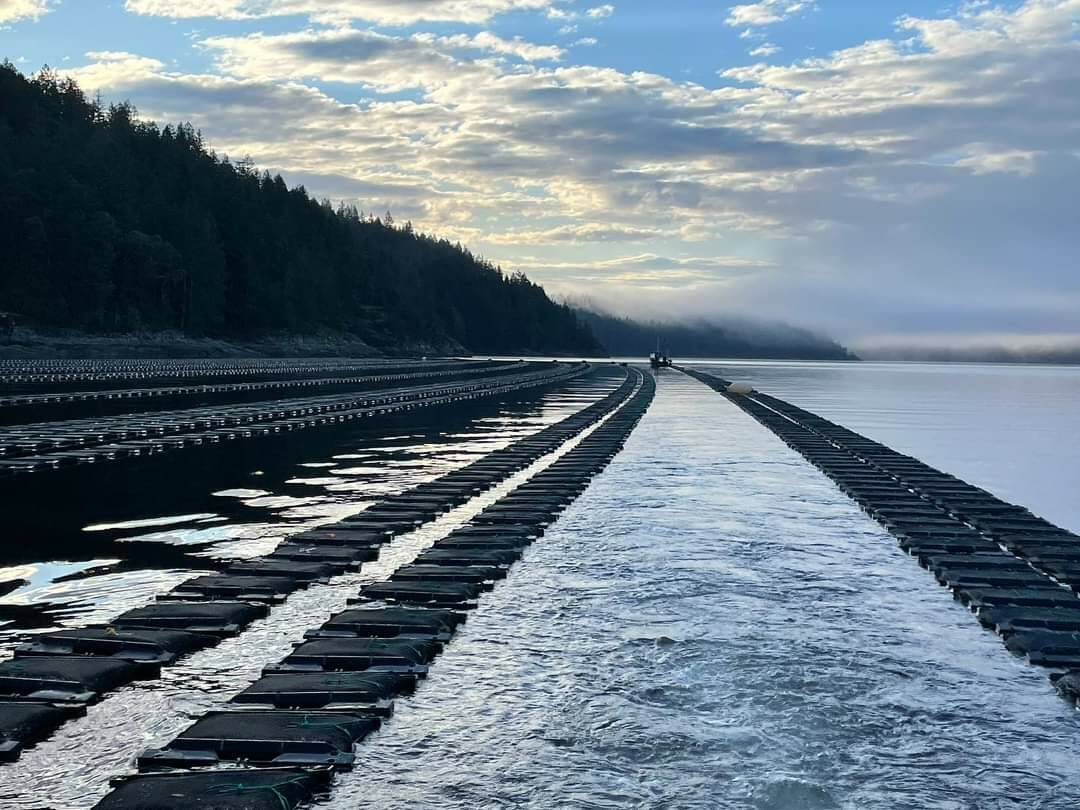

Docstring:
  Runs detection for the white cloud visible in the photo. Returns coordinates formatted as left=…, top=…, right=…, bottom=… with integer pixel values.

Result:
left=124, top=0, right=559, bottom=25
left=65, top=0, right=1080, bottom=340
left=202, top=28, right=563, bottom=94
left=726, top=1, right=808, bottom=28
left=548, top=2, right=612, bottom=25
left=955, top=148, right=1039, bottom=176
left=501, top=252, right=772, bottom=287
left=483, top=223, right=664, bottom=245
left=748, top=42, right=781, bottom=57
left=574, top=37, right=598, bottom=46
left=74, top=51, right=168, bottom=86
left=438, top=31, right=564, bottom=62
left=123, top=0, right=243, bottom=18
left=0, top=0, right=50, bottom=23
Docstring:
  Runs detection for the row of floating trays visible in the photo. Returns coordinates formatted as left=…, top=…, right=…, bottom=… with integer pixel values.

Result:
left=93, top=371, right=653, bottom=809
left=0, top=370, right=640, bottom=762
left=708, top=375, right=1080, bottom=698
left=0, top=365, right=588, bottom=476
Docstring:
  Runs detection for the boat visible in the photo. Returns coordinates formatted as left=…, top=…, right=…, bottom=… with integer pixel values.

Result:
left=649, top=340, right=673, bottom=368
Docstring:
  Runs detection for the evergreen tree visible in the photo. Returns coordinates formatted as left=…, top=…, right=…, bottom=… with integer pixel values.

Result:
left=0, top=63, right=602, bottom=355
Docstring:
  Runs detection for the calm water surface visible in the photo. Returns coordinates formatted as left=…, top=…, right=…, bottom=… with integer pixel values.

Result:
left=3, top=362, right=1080, bottom=808
left=690, top=360, right=1080, bottom=533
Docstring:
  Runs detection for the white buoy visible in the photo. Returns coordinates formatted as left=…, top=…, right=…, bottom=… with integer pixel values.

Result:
left=726, top=382, right=755, bottom=395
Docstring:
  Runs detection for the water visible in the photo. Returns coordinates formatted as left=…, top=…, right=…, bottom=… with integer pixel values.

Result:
left=331, top=366, right=1080, bottom=809
left=3, top=362, right=1080, bottom=807
left=689, top=360, right=1080, bottom=533
left=0, top=379, right=622, bottom=807
left=0, top=386, right=597, bottom=637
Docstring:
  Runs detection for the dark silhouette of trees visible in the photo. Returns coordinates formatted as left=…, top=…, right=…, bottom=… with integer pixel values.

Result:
left=0, top=64, right=601, bottom=355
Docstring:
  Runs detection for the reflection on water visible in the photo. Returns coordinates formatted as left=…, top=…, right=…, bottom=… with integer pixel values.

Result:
left=0, top=385, right=592, bottom=647
left=115, top=524, right=255, bottom=547
left=0, top=560, right=118, bottom=602
left=83, top=513, right=219, bottom=532
left=212, top=488, right=271, bottom=498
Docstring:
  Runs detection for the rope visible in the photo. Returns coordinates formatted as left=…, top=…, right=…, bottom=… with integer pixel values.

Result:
left=290, top=712, right=371, bottom=736
left=208, top=774, right=312, bottom=810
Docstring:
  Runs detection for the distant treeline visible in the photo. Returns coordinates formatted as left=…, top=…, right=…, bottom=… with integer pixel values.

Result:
left=0, top=64, right=600, bottom=355
left=859, top=345, right=1080, bottom=364
left=576, top=309, right=857, bottom=361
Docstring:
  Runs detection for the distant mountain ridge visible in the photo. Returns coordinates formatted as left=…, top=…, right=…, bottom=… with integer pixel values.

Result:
left=857, top=344, right=1080, bottom=364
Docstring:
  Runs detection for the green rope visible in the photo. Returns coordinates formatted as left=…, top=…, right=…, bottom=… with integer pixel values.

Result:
left=290, top=713, right=370, bottom=736
left=207, top=774, right=311, bottom=810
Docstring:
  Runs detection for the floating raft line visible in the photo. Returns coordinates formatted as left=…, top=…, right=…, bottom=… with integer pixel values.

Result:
left=0, top=360, right=515, bottom=422
left=678, top=366, right=1080, bottom=699
left=91, top=367, right=655, bottom=810
left=0, top=357, right=484, bottom=388
left=0, top=361, right=589, bottom=478
left=0, top=366, right=637, bottom=763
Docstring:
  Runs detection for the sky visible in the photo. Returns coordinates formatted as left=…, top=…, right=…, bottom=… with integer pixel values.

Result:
left=1, top=0, right=1078, bottom=350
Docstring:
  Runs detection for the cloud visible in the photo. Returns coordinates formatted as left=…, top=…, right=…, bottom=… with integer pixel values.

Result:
left=720, top=2, right=1080, bottom=170
left=954, top=147, right=1039, bottom=177
left=73, top=51, right=168, bottom=86
left=66, top=54, right=430, bottom=180
left=482, top=223, right=665, bottom=245
left=0, top=0, right=50, bottom=23
left=726, top=1, right=808, bottom=28
left=438, top=31, right=564, bottom=62
left=547, top=2, right=611, bottom=25
left=65, top=0, right=1080, bottom=342
left=502, top=252, right=774, bottom=288
left=202, top=28, right=563, bottom=94
left=199, top=26, right=861, bottom=180
left=748, top=42, right=781, bottom=57
left=122, top=0, right=245, bottom=18
left=124, top=0, right=559, bottom=24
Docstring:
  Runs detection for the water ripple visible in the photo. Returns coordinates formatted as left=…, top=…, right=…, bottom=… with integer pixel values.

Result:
left=327, top=371, right=1080, bottom=809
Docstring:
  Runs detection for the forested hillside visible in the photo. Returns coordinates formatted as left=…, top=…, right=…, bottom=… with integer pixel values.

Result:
left=0, top=64, right=599, bottom=355
left=576, top=309, right=856, bottom=361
